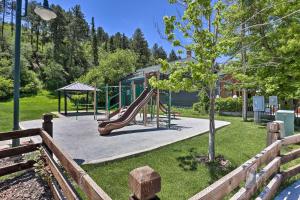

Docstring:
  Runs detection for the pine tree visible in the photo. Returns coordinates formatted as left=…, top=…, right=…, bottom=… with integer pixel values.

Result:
left=113, top=32, right=122, bottom=49
left=109, top=36, right=115, bottom=52
left=96, top=27, right=109, bottom=45
left=49, top=5, right=67, bottom=62
left=152, top=43, right=167, bottom=60
left=168, top=49, right=178, bottom=61
left=121, top=33, right=129, bottom=49
left=91, top=17, right=99, bottom=66
left=131, top=28, right=150, bottom=68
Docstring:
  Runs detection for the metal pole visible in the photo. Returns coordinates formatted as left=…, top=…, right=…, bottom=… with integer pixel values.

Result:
left=119, top=81, right=122, bottom=109
left=105, top=84, right=109, bottom=119
left=58, top=91, right=61, bottom=113
left=156, top=72, right=160, bottom=128
left=168, top=90, right=171, bottom=129
left=12, top=0, right=23, bottom=147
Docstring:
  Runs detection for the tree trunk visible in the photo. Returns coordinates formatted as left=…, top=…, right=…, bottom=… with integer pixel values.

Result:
left=241, top=21, right=248, bottom=121
left=1, top=0, right=5, bottom=39
left=36, top=27, right=39, bottom=52
left=242, top=88, right=248, bottom=121
left=208, top=87, right=216, bottom=161
left=10, top=0, right=14, bottom=36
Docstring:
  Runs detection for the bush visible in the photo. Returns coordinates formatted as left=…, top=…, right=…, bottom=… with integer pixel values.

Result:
left=20, top=70, right=42, bottom=96
left=193, top=91, right=209, bottom=114
left=215, top=97, right=242, bottom=112
left=0, top=76, right=13, bottom=100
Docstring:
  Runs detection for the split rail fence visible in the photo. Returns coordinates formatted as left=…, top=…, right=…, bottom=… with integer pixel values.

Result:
left=0, top=114, right=112, bottom=200
left=189, top=121, right=300, bottom=200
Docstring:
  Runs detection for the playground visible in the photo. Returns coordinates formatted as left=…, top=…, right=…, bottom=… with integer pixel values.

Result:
left=20, top=113, right=230, bottom=164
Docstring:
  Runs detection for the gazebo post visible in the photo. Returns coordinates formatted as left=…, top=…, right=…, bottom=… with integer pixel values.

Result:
left=64, top=91, right=67, bottom=115
left=58, top=91, right=61, bottom=113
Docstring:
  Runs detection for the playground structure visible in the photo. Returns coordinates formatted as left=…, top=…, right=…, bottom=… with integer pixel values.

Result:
left=98, top=72, right=173, bottom=135
left=56, top=72, right=174, bottom=135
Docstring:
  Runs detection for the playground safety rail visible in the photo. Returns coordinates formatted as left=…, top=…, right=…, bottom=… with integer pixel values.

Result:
left=189, top=121, right=300, bottom=200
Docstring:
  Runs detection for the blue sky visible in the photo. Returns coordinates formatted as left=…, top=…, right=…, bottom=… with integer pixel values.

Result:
left=49, top=0, right=183, bottom=54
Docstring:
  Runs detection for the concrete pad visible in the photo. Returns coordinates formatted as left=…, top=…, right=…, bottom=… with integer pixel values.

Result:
left=20, top=115, right=230, bottom=164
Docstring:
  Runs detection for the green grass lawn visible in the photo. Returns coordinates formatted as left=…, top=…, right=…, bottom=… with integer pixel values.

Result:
left=82, top=109, right=268, bottom=200
left=0, top=91, right=74, bottom=132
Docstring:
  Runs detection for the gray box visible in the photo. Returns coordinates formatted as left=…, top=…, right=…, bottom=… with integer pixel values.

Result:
left=275, top=110, right=294, bottom=136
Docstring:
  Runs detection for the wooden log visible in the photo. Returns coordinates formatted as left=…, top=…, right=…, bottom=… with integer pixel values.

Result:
left=0, top=143, right=41, bottom=159
left=282, top=134, right=300, bottom=146
left=43, top=147, right=79, bottom=200
left=266, top=122, right=280, bottom=146
left=282, top=163, right=300, bottom=181
left=281, top=148, right=300, bottom=164
left=231, top=157, right=281, bottom=200
left=254, top=140, right=281, bottom=168
left=0, top=160, right=35, bottom=176
left=48, top=179, right=65, bottom=200
left=39, top=130, right=112, bottom=200
left=0, top=128, right=40, bottom=141
left=188, top=165, right=247, bottom=200
left=255, top=174, right=282, bottom=200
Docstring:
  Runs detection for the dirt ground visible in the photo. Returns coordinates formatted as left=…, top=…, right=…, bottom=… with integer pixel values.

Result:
left=0, top=165, right=53, bottom=200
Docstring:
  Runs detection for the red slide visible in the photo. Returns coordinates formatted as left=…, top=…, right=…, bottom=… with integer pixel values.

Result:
left=98, top=88, right=155, bottom=135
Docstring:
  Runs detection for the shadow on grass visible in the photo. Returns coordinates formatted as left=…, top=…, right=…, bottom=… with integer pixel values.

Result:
left=176, top=148, right=236, bottom=184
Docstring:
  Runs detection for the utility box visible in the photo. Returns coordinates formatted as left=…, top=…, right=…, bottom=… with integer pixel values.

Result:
left=275, top=110, right=294, bottom=136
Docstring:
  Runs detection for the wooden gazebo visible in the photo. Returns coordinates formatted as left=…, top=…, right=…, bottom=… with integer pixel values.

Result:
left=57, top=82, right=98, bottom=115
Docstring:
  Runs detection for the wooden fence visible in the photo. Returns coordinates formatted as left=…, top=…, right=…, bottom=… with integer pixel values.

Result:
left=189, top=121, right=300, bottom=200
left=0, top=114, right=112, bottom=200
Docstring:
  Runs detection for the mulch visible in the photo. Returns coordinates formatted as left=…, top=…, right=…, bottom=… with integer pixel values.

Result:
left=0, top=157, right=53, bottom=200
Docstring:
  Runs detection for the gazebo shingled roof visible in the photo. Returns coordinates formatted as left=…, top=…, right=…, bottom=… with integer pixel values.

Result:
left=57, top=82, right=99, bottom=92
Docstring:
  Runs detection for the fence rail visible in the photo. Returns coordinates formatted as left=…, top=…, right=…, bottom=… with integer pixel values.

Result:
left=189, top=121, right=300, bottom=200
left=0, top=114, right=112, bottom=200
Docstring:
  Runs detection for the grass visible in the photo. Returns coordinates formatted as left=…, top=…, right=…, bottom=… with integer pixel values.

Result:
left=0, top=91, right=73, bottom=132
left=82, top=109, right=268, bottom=200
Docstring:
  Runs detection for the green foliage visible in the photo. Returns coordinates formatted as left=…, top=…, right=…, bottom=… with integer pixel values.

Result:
left=91, top=17, right=99, bottom=66
left=193, top=91, right=209, bottom=114
left=215, top=97, right=242, bottom=112
left=0, top=76, right=13, bottom=100
left=80, top=49, right=137, bottom=86
left=223, top=0, right=300, bottom=100
left=20, top=69, right=42, bottom=95
left=152, top=43, right=167, bottom=61
left=168, top=49, right=179, bottom=62
left=42, top=61, right=67, bottom=90
left=131, top=28, right=151, bottom=68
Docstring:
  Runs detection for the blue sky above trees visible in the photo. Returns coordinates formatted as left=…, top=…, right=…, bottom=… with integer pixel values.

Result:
left=50, top=0, right=183, bottom=54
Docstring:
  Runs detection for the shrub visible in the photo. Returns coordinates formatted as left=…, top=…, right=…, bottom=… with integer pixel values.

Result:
left=20, top=70, right=42, bottom=96
left=215, top=97, right=242, bottom=112
left=193, top=91, right=209, bottom=114
left=0, top=76, right=13, bottom=100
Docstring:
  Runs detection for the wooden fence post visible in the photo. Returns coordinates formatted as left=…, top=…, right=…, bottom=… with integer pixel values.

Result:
left=267, top=122, right=280, bottom=146
left=43, top=114, right=53, bottom=155
left=129, top=166, right=161, bottom=200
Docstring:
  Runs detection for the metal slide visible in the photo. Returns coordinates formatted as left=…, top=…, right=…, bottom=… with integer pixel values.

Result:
left=159, top=101, right=179, bottom=118
left=98, top=88, right=155, bottom=135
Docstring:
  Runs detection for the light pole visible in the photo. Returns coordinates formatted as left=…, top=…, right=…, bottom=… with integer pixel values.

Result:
left=12, top=0, right=56, bottom=147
